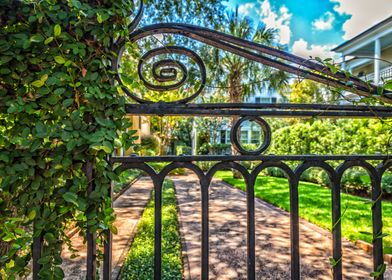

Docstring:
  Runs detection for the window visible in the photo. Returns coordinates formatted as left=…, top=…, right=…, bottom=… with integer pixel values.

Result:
left=260, top=97, right=272, bottom=103
left=255, top=97, right=261, bottom=103
left=220, top=130, right=227, bottom=144
left=250, top=130, right=261, bottom=145
left=240, top=130, right=248, bottom=144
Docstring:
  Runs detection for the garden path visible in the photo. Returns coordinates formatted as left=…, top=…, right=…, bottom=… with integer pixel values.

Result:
left=61, top=177, right=153, bottom=279
left=172, top=174, right=392, bottom=280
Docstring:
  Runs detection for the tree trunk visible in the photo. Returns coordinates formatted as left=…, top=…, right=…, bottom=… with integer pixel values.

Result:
left=228, top=70, right=243, bottom=179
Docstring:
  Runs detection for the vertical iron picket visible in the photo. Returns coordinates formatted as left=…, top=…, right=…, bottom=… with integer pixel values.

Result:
left=103, top=180, right=113, bottom=280
left=154, top=178, right=163, bottom=280
left=201, top=177, right=210, bottom=280
left=32, top=228, right=43, bottom=280
left=372, top=174, right=384, bottom=280
left=289, top=177, right=300, bottom=280
left=86, top=160, right=97, bottom=280
left=246, top=177, right=256, bottom=280
left=331, top=177, right=342, bottom=280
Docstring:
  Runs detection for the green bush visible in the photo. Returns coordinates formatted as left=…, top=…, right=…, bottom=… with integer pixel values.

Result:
left=140, top=135, right=159, bottom=156
left=209, top=143, right=231, bottom=155
left=198, top=142, right=210, bottom=155
left=265, top=167, right=286, bottom=178
left=175, top=145, right=192, bottom=155
left=382, top=175, right=392, bottom=194
left=197, top=161, right=216, bottom=172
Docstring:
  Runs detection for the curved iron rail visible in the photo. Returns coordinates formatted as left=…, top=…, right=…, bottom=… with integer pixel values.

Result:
left=115, top=20, right=392, bottom=104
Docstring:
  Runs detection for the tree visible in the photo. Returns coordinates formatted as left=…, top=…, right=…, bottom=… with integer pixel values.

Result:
left=289, top=80, right=339, bottom=104
left=204, top=9, right=289, bottom=176
left=207, top=9, right=289, bottom=105
left=143, top=0, right=225, bottom=28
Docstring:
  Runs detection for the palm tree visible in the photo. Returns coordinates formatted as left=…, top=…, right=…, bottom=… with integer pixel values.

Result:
left=207, top=8, right=289, bottom=104
left=204, top=8, right=289, bottom=177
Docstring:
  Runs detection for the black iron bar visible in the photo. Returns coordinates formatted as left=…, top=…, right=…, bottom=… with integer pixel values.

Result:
left=86, top=160, right=97, bottom=280
left=372, top=175, right=384, bottom=280
left=103, top=181, right=113, bottom=280
left=32, top=228, right=43, bottom=280
left=154, top=179, right=163, bottom=280
left=126, top=104, right=392, bottom=118
left=111, top=155, right=390, bottom=163
left=181, top=103, right=392, bottom=111
left=176, top=24, right=378, bottom=96
left=331, top=177, right=342, bottom=280
left=289, top=178, right=300, bottom=280
left=246, top=178, right=256, bottom=280
left=201, top=178, right=209, bottom=280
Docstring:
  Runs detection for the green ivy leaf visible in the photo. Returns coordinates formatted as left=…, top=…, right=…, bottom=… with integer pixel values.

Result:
left=54, top=24, right=61, bottom=37
left=0, top=153, right=9, bottom=163
left=30, top=34, right=44, bottom=43
left=63, top=192, right=79, bottom=206
left=27, top=209, right=36, bottom=220
left=44, top=37, right=53, bottom=45
left=31, top=79, right=45, bottom=88
left=97, top=13, right=103, bottom=24
left=54, top=56, right=65, bottom=64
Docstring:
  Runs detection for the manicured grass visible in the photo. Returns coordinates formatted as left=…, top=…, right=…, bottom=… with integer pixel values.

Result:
left=215, top=171, right=392, bottom=254
left=120, top=180, right=183, bottom=280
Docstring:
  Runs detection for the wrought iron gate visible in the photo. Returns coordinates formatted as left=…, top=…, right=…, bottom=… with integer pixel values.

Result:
left=32, top=1, right=392, bottom=279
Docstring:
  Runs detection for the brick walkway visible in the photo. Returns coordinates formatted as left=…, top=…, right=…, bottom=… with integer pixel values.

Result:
left=61, top=177, right=153, bottom=279
left=172, top=175, right=392, bottom=280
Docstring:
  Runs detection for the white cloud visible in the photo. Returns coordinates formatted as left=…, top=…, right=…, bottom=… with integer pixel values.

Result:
left=331, top=0, right=392, bottom=40
left=292, top=38, right=337, bottom=59
left=312, top=12, right=335, bottom=31
left=238, top=3, right=255, bottom=16
left=257, top=0, right=292, bottom=45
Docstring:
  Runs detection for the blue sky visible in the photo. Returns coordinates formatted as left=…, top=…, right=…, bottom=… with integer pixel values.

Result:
left=223, top=0, right=392, bottom=59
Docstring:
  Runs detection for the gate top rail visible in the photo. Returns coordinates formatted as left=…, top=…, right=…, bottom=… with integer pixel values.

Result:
left=125, top=103, right=392, bottom=118
left=110, top=154, right=392, bottom=163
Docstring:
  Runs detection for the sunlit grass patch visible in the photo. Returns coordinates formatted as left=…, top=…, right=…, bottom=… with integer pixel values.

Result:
left=120, top=180, right=183, bottom=280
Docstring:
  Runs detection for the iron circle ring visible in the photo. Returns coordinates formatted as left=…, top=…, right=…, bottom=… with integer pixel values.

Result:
left=230, top=116, right=271, bottom=155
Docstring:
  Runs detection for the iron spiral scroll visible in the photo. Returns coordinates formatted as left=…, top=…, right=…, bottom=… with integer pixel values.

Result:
left=113, top=0, right=392, bottom=105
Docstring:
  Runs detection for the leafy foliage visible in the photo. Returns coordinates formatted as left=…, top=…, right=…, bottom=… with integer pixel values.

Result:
left=0, top=0, right=137, bottom=278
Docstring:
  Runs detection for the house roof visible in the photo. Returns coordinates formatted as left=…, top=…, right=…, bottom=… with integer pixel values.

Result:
left=332, top=15, right=392, bottom=52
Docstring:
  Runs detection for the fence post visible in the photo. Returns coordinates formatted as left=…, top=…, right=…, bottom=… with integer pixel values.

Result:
left=86, top=160, right=97, bottom=280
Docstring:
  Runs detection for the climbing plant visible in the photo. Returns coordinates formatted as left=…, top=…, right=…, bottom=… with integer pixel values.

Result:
left=0, top=0, right=137, bottom=278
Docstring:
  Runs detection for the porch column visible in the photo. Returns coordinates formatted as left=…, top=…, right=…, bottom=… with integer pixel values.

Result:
left=191, top=119, right=197, bottom=155
left=341, top=54, right=346, bottom=71
left=374, top=38, right=381, bottom=84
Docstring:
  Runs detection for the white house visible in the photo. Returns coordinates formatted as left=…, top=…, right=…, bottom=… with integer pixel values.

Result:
left=216, top=84, right=284, bottom=146
left=332, top=15, right=392, bottom=85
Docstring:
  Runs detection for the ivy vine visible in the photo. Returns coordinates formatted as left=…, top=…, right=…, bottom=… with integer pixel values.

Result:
left=0, top=0, right=137, bottom=278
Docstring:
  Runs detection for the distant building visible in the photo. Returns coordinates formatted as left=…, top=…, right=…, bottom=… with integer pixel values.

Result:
left=332, top=15, right=392, bottom=86
left=216, top=84, right=284, bottom=146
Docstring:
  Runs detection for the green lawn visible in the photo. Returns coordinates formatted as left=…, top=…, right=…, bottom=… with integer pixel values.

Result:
left=120, top=180, right=183, bottom=280
left=215, top=171, right=392, bottom=254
